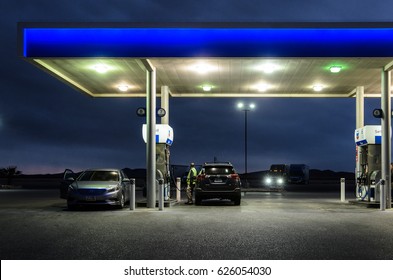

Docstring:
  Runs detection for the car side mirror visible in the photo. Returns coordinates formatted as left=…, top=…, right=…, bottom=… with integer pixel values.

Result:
left=123, top=178, right=130, bottom=183
left=66, top=177, right=75, bottom=181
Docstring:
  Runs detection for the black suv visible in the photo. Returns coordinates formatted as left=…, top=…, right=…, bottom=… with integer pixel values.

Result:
left=195, top=162, right=241, bottom=205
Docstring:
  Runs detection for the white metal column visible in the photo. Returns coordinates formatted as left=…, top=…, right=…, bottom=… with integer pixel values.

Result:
left=356, top=86, right=364, bottom=128
left=381, top=68, right=392, bottom=209
left=355, top=86, right=364, bottom=179
left=141, top=59, right=157, bottom=208
left=161, top=86, right=170, bottom=125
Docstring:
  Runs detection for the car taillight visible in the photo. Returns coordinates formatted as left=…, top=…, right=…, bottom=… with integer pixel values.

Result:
left=231, top=174, right=240, bottom=180
left=197, top=174, right=205, bottom=180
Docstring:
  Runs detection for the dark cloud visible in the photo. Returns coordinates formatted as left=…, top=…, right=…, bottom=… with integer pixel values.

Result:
left=1, top=0, right=392, bottom=173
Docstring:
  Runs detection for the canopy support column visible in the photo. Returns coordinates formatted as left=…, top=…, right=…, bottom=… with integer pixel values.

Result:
left=381, top=69, right=391, bottom=210
left=356, top=86, right=364, bottom=128
left=141, top=59, right=156, bottom=208
left=161, top=86, right=170, bottom=125
left=355, top=86, right=364, bottom=180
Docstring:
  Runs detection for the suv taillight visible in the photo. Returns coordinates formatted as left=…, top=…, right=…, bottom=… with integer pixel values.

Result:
left=197, top=174, right=206, bottom=180
left=231, top=174, right=240, bottom=180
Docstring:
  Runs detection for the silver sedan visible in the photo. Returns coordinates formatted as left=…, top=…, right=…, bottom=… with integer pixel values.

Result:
left=65, top=169, right=131, bottom=210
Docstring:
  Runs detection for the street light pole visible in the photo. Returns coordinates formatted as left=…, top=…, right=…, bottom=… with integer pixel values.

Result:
left=244, top=108, right=248, bottom=187
left=237, top=102, right=255, bottom=188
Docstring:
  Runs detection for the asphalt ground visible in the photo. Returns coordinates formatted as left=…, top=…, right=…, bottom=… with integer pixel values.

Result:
left=1, top=186, right=393, bottom=260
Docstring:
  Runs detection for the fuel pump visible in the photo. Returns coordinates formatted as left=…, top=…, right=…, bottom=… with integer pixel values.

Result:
left=354, top=125, right=381, bottom=201
left=143, top=124, right=174, bottom=201
left=156, top=142, right=171, bottom=200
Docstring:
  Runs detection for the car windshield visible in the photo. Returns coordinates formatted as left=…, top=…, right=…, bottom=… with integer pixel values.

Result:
left=205, top=167, right=234, bottom=175
left=78, top=171, right=119, bottom=182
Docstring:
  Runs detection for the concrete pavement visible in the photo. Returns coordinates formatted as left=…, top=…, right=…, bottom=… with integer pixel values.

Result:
left=1, top=188, right=393, bottom=259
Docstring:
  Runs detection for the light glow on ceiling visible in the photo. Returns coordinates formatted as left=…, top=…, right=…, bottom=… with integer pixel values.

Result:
left=92, top=63, right=111, bottom=73
left=254, top=84, right=269, bottom=92
left=117, top=85, right=130, bottom=92
left=202, top=85, right=212, bottom=91
left=329, top=66, right=342, bottom=73
left=257, top=63, right=279, bottom=74
left=191, top=63, right=217, bottom=74
left=313, top=85, right=324, bottom=91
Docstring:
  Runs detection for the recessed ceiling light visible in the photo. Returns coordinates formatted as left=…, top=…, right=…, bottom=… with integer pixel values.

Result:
left=202, top=85, right=212, bottom=91
left=258, top=63, right=279, bottom=74
left=192, top=63, right=216, bottom=74
left=329, top=66, right=342, bottom=73
left=118, top=85, right=129, bottom=92
left=256, top=84, right=269, bottom=92
left=251, top=82, right=270, bottom=92
left=92, top=64, right=110, bottom=73
left=313, top=85, right=324, bottom=92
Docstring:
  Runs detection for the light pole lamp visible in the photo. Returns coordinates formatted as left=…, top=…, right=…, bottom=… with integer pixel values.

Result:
left=237, top=102, right=255, bottom=187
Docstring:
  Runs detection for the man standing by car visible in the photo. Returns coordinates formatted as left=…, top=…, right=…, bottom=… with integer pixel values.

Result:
left=186, top=162, right=197, bottom=205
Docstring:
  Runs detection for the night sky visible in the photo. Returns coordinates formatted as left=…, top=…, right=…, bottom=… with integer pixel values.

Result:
left=1, top=0, right=392, bottom=174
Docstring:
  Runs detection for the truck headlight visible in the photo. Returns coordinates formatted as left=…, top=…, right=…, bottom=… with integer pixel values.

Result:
left=265, top=177, right=272, bottom=184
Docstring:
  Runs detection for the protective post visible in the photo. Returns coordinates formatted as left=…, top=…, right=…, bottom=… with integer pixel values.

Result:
left=176, top=177, right=181, bottom=202
left=158, top=179, right=164, bottom=211
left=340, top=178, right=346, bottom=202
left=130, top=178, right=135, bottom=211
left=380, top=179, right=386, bottom=211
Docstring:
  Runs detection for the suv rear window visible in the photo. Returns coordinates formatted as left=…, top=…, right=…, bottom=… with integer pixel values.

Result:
left=204, top=166, right=234, bottom=175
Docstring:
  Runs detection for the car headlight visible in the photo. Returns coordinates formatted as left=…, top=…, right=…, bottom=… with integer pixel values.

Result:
left=107, top=185, right=120, bottom=192
left=265, top=177, right=272, bottom=184
left=277, top=178, right=284, bottom=184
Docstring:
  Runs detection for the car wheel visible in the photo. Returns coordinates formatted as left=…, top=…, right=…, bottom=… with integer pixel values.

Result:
left=117, top=192, right=125, bottom=209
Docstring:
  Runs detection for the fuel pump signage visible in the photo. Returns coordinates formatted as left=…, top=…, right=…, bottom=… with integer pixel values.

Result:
left=142, top=124, right=174, bottom=145
left=354, top=125, right=381, bottom=146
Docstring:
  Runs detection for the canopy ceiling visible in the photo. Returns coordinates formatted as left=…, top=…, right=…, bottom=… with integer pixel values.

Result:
left=19, top=22, right=393, bottom=98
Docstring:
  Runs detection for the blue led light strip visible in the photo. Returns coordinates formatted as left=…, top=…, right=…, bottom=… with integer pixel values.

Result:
left=22, top=27, right=393, bottom=58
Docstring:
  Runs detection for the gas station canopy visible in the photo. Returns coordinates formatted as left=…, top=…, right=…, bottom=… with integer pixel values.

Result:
left=18, top=22, right=393, bottom=98
left=18, top=22, right=393, bottom=210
